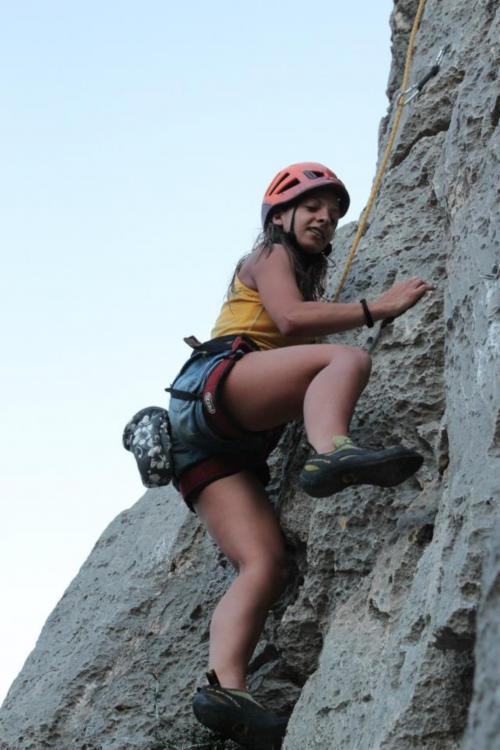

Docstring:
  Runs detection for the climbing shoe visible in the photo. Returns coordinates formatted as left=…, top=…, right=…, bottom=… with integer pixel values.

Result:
left=299, top=438, right=423, bottom=498
left=192, top=670, right=288, bottom=749
left=122, top=406, right=173, bottom=488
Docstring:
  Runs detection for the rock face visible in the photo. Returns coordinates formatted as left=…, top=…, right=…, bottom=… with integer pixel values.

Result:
left=1, top=1, right=499, bottom=748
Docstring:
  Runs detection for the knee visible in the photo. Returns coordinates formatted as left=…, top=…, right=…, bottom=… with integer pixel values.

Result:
left=342, top=346, right=372, bottom=381
left=328, top=345, right=372, bottom=380
left=261, top=552, right=290, bottom=588
left=265, top=554, right=290, bottom=599
left=245, top=552, right=290, bottom=595
left=353, top=347, right=372, bottom=380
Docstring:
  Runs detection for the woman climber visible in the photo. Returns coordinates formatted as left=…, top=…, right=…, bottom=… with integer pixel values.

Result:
left=126, top=162, right=433, bottom=748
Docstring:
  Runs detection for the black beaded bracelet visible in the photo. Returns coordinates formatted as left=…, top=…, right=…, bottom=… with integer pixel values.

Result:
left=360, top=298, right=374, bottom=328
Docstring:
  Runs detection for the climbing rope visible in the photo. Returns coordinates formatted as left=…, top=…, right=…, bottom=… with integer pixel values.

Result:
left=333, top=0, right=447, bottom=301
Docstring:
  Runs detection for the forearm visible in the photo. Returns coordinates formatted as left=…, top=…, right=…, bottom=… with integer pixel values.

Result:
left=278, top=298, right=387, bottom=336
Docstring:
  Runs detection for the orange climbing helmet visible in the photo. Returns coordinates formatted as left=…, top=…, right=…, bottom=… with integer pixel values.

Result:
left=261, top=162, right=350, bottom=227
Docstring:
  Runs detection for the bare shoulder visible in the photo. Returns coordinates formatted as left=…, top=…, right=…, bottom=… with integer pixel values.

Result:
left=253, top=244, right=295, bottom=281
left=237, top=253, right=258, bottom=289
left=238, top=245, right=292, bottom=290
left=253, top=245, right=303, bottom=312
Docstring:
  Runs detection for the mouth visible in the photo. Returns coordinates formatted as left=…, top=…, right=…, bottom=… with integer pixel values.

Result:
left=308, top=227, right=326, bottom=241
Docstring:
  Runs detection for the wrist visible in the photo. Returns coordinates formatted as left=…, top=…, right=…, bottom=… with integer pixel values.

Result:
left=366, top=299, right=389, bottom=322
left=360, top=298, right=374, bottom=328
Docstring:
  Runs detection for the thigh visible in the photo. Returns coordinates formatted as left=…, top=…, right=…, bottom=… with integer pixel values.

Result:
left=195, top=471, right=286, bottom=570
left=222, top=343, right=342, bottom=431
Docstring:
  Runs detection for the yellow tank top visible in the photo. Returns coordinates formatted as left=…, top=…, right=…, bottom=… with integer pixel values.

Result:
left=211, top=276, right=314, bottom=350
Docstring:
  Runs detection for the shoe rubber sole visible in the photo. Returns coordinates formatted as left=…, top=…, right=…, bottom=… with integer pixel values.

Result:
left=192, top=690, right=286, bottom=749
left=299, top=447, right=423, bottom=498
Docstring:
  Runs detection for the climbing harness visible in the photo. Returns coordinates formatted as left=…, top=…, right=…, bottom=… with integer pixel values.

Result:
left=123, top=334, right=283, bottom=504
left=166, top=334, right=260, bottom=440
left=333, top=0, right=447, bottom=302
left=167, top=334, right=283, bottom=505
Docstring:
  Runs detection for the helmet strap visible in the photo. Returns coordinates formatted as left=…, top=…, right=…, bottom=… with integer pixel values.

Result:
left=269, top=207, right=332, bottom=257
left=284, top=206, right=302, bottom=253
left=287, top=206, right=332, bottom=257
left=288, top=206, right=298, bottom=244
left=269, top=223, right=285, bottom=243
left=268, top=209, right=300, bottom=248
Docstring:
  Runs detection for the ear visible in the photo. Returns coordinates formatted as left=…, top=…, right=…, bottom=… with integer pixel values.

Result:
left=271, top=210, right=285, bottom=227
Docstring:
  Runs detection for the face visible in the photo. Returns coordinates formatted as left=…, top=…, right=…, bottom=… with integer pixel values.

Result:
left=271, top=188, right=341, bottom=254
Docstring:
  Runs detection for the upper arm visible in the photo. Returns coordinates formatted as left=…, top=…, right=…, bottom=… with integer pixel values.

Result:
left=252, top=245, right=304, bottom=335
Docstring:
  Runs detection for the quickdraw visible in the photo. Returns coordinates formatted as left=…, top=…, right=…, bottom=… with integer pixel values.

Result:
left=333, top=0, right=448, bottom=303
left=400, top=45, right=449, bottom=105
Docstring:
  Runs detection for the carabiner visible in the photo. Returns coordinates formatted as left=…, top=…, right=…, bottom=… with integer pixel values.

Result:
left=399, top=45, right=449, bottom=105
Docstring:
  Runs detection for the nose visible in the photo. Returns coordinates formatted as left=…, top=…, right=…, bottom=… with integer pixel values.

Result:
left=316, top=205, right=331, bottom=224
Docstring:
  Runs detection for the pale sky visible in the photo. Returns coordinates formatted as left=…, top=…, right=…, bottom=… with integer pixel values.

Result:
left=0, top=1, right=393, bottom=704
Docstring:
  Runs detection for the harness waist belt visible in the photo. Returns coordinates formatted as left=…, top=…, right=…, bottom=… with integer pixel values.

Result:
left=166, top=334, right=259, bottom=440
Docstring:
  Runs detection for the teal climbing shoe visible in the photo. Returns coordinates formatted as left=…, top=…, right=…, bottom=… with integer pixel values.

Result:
left=192, top=670, right=288, bottom=749
left=299, top=439, right=423, bottom=498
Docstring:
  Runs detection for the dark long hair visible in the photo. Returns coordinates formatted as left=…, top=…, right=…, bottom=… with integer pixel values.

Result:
left=230, top=222, right=330, bottom=301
